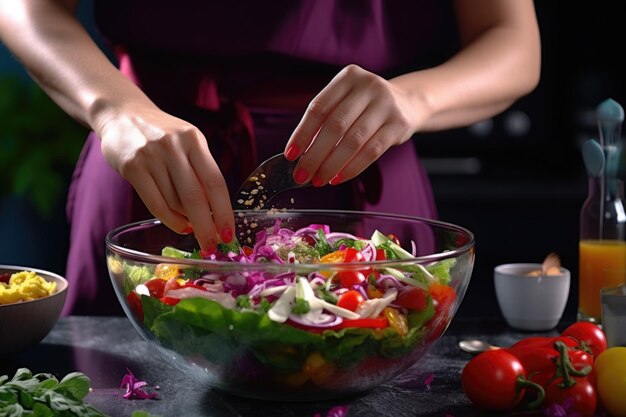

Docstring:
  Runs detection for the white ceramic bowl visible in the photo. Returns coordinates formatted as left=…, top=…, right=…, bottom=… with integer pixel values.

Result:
left=494, top=263, right=570, bottom=331
left=0, top=265, right=68, bottom=355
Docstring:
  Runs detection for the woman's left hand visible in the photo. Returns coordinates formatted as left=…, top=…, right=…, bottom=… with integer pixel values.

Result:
left=284, top=64, right=421, bottom=187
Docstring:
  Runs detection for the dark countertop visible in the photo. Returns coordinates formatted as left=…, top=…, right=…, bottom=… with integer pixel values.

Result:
left=0, top=316, right=565, bottom=417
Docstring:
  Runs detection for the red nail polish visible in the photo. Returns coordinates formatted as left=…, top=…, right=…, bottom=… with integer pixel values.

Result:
left=182, top=226, right=193, bottom=234
left=285, top=144, right=300, bottom=161
left=329, top=174, right=342, bottom=185
left=312, top=175, right=324, bottom=187
left=294, top=168, right=308, bottom=184
left=220, top=227, right=233, bottom=243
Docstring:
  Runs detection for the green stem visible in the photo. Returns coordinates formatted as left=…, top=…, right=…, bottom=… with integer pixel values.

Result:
left=516, top=375, right=545, bottom=410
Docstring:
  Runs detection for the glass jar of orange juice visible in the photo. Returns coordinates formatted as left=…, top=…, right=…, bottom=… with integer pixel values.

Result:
left=579, top=175, right=626, bottom=323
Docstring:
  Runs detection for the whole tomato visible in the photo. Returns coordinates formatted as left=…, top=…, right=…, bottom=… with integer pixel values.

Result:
left=595, top=347, right=626, bottom=417
left=560, top=322, right=607, bottom=358
left=544, top=377, right=597, bottom=417
left=462, top=350, right=544, bottom=411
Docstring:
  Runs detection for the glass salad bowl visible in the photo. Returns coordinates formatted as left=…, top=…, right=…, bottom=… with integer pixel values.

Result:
left=106, top=209, right=475, bottom=401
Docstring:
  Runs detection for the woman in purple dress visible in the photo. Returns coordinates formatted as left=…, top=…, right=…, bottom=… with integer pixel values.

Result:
left=0, top=1, right=541, bottom=315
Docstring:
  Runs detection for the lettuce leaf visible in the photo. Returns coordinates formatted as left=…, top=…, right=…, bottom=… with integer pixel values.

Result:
left=141, top=295, right=436, bottom=376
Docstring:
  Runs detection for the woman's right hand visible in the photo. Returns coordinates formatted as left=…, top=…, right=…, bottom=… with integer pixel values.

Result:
left=98, top=104, right=235, bottom=251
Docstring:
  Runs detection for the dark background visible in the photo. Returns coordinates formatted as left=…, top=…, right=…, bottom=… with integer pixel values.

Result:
left=1, top=2, right=625, bottom=322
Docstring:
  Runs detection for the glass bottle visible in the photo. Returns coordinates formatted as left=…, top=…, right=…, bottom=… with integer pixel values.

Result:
left=579, top=99, right=626, bottom=323
left=579, top=172, right=626, bottom=323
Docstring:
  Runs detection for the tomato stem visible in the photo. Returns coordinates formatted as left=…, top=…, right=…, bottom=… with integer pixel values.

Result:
left=553, top=341, right=591, bottom=388
left=516, top=375, right=545, bottom=410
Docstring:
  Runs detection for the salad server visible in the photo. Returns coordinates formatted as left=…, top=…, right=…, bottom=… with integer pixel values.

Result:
left=233, top=153, right=309, bottom=211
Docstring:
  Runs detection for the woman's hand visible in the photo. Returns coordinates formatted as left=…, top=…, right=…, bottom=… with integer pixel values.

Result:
left=99, top=105, right=234, bottom=251
left=284, top=64, right=422, bottom=187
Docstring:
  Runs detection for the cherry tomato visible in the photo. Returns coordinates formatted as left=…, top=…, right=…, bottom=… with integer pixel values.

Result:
left=160, top=296, right=181, bottom=306
left=336, top=270, right=366, bottom=288
left=511, top=336, right=580, bottom=350
left=144, top=278, right=167, bottom=298
left=337, top=290, right=365, bottom=311
left=299, top=234, right=317, bottom=247
left=343, top=248, right=364, bottom=262
left=386, top=233, right=401, bottom=245
left=375, top=249, right=387, bottom=261
left=462, top=350, right=544, bottom=411
left=505, top=346, right=558, bottom=379
left=544, top=377, right=597, bottom=417
left=242, top=245, right=254, bottom=256
left=595, top=347, right=626, bottom=417
left=396, top=287, right=428, bottom=311
left=560, top=322, right=607, bottom=359
left=127, top=291, right=144, bottom=322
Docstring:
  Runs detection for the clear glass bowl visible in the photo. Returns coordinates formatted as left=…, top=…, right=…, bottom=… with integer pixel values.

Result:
left=106, top=209, right=475, bottom=400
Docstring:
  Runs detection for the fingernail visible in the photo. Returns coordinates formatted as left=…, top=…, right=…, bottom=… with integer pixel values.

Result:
left=182, top=226, right=193, bottom=234
left=285, top=144, right=300, bottom=161
left=220, top=227, right=233, bottom=243
left=311, top=175, right=324, bottom=187
left=329, top=174, right=342, bottom=185
left=294, top=168, right=309, bottom=184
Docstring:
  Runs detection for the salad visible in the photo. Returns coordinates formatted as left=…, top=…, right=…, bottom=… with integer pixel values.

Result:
left=114, top=219, right=458, bottom=395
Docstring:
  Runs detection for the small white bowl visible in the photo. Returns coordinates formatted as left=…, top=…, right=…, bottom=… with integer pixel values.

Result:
left=0, top=265, right=68, bottom=355
left=494, top=263, right=570, bottom=331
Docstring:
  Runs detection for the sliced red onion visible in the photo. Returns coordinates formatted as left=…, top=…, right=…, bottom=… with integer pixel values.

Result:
left=334, top=288, right=349, bottom=295
left=247, top=283, right=265, bottom=299
left=309, top=276, right=326, bottom=288
left=288, top=313, right=343, bottom=328
left=353, top=284, right=369, bottom=300
left=360, top=242, right=375, bottom=261
left=307, top=272, right=327, bottom=281
left=166, top=287, right=236, bottom=309
left=325, top=232, right=359, bottom=244
left=198, top=273, right=221, bottom=281
left=376, top=274, right=404, bottom=289
left=274, top=271, right=296, bottom=281
left=411, top=240, right=417, bottom=257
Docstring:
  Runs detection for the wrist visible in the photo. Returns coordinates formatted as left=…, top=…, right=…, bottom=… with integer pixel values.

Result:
left=389, top=74, right=435, bottom=134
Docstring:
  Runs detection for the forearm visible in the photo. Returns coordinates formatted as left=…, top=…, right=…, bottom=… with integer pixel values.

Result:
left=0, top=0, right=154, bottom=132
left=391, top=0, right=541, bottom=132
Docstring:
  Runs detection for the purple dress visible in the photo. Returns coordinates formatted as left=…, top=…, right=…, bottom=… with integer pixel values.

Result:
left=64, top=0, right=442, bottom=315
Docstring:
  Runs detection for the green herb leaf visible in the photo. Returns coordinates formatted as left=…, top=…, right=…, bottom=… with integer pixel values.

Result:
left=54, top=372, right=91, bottom=401
left=314, top=229, right=333, bottom=257
left=291, top=298, right=310, bottom=314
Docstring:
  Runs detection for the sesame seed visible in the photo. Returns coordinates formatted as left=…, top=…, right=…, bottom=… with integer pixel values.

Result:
left=249, top=176, right=258, bottom=182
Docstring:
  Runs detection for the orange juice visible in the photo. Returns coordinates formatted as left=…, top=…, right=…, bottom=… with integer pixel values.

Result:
left=579, top=240, right=626, bottom=320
